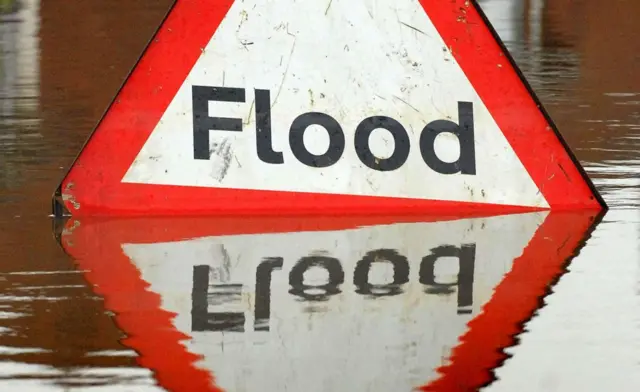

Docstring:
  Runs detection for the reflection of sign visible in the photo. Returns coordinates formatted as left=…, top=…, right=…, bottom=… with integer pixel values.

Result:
left=187, top=234, right=479, bottom=337
left=59, top=211, right=601, bottom=392
left=53, top=0, right=605, bottom=217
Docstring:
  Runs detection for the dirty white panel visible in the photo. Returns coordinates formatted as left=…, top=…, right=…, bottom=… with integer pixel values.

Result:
left=122, top=0, right=548, bottom=208
left=124, top=212, right=547, bottom=392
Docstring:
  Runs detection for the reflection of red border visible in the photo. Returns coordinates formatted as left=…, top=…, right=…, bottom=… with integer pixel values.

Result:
left=60, top=213, right=482, bottom=392
left=419, top=211, right=601, bottom=391
left=55, top=0, right=604, bottom=216
left=59, top=211, right=600, bottom=392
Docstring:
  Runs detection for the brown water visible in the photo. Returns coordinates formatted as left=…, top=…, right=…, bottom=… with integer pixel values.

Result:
left=0, top=0, right=638, bottom=391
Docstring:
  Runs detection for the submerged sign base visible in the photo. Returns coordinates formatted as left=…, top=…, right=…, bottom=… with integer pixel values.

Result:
left=53, top=0, right=605, bottom=216
left=58, top=210, right=602, bottom=391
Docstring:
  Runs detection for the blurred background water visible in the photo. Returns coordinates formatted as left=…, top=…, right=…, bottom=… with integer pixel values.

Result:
left=0, top=0, right=637, bottom=391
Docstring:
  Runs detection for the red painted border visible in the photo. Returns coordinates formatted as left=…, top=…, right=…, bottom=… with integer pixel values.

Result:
left=59, top=211, right=601, bottom=391
left=56, top=0, right=605, bottom=216
left=421, top=0, right=604, bottom=210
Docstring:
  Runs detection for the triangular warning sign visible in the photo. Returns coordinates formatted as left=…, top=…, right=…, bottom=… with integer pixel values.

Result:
left=58, top=210, right=601, bottom=391
left=54, top=0, right=605, bottom=216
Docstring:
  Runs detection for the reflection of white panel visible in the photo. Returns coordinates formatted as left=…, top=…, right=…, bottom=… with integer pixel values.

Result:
left=0, top=0, right=40, bottom=118
left=124, top=212, right=546, bottom=392
left=16, top=0, right=40, bottom=102
left=478, top=0, right=548, bottom=84
left=475, top=0, right=525, bottom=45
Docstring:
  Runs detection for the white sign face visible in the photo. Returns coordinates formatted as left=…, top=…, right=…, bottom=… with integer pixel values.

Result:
left=122, top=0, right=547, bottom=208
left=122, top=212, right=547, bottom=391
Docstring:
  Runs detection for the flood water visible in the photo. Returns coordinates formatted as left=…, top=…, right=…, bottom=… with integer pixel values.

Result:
left=0, top=0, right=638, bottom=391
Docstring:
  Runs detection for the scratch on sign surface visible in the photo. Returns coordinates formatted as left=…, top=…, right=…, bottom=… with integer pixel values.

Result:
left=271, top=26, right=297, bottom=109
left=325, top=0, right=333, bottom=15
left=392, top=95, right=421, bottom=114
left=398, top=21, right=427, bottom=36
left=558, top=163, right=570, bottom=181
left=244, top=98, right=255, bottom=125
